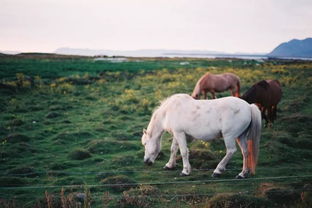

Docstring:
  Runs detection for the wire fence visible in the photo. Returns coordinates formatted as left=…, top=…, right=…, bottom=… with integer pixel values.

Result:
left=1, top=186, right=312, bottom=201
left=2, top=165, right=312, bottom=177
left=1, top=174, right=311, bottom=190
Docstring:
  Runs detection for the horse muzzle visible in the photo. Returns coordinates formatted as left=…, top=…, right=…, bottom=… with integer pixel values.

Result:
left=144, top=158, right=153, bottom=166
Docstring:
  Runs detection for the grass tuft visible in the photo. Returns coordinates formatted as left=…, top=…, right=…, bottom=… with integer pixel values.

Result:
left=100, top=175, right=137, bottom=192
left=68, top=148, right=92, bottom=160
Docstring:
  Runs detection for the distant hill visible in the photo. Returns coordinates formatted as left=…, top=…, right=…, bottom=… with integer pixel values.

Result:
left=0, top=50, right=20, bottom=55
left=54, top=47, right=222, bottom=57
left=268, top=38, right=312, bottom=58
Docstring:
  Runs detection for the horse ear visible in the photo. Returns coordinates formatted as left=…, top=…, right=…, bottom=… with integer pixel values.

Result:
left=143, top=129, right=147, bottom=134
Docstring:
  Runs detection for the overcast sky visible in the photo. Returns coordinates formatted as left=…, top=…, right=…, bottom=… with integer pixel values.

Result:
left=1, top=0, right=312, bottom=53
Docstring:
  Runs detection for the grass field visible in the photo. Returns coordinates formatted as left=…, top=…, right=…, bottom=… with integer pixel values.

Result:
left=0, top=54, right=312, bottom=207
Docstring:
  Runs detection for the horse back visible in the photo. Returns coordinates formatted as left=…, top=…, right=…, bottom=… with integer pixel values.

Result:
left=203, top=73, right=239, bottom=91
left=167, top=96, right=252, bottom=140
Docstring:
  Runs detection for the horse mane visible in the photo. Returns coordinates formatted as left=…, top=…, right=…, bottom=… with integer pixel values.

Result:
left=271, top=79, right=281, bottom=87
left=257, top=80, right=269, bottom=89
left=198, top=72, right=211, bottom=86
left=241, top=85, right=256, bottom=102
left=151, top=94, right=180, bottom=119
left=192, top=73, right=210, bottom=96
left=241, top=80, right=269, bottom=103
left=148, top=94, right=191, bottom=135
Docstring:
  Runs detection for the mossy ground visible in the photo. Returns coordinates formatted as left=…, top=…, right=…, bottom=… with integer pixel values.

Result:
left=0, top=55, right=312, bottom=207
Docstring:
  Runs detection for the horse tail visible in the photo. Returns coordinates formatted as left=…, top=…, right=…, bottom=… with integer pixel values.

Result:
left=246, top=104, right=262, bottom=175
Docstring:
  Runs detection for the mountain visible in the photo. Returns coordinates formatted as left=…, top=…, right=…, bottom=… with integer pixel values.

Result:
left=0, top=50, right=20, bottom=55
left=268, top=38, right=312, bottom=58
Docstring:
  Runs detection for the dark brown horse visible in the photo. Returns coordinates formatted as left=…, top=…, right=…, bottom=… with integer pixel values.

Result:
left=241, top=80, right=282, bottom=126
left=192, top=72, right=240, bottom=99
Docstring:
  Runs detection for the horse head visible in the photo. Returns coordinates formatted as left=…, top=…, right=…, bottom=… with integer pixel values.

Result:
left=191, top=92, right=200, bottom=99
left=241, top=80, right=269, bottom=104
left=141, top=129, right=161, bottom=165
left=191, top=85, right=201, bottom=99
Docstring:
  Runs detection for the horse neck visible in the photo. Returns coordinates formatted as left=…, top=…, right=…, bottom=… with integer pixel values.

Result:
left=241, top=87, right=256, bottom=103
left=147, top=109, right=164, bottom=141
left=192, top=81, right=201, bottom=96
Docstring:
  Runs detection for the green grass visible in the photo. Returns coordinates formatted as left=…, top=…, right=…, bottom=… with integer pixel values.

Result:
left=0, top=55, right=312, bottom=207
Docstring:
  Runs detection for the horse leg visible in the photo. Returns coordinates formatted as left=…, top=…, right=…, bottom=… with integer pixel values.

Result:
left=211, top=91, right=216, bottom=99
left=236, top=137, right=250, bottom=179
left=202, top=90, right=207, bottom=99
left=212, top=137, right=236, bottom=177
left=230, top=89, right=235, bottom=96
left=272, top=105, right=277, bottom=122
left=268, top=106, right=273, bottom=127
left=173, top=131, right=191, bottom=176
left=261, top=107, right=269, bottom=127
left=164, top=137, right=178, bottom=170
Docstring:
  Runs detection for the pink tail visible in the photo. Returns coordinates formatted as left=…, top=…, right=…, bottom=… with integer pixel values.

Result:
left=246, top=104, right=262, bottom=175
left=235, top=81, right=240, bottom=97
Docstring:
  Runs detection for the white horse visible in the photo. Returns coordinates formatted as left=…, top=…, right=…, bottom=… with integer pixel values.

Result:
left=141, top=94, right=261, bottom=178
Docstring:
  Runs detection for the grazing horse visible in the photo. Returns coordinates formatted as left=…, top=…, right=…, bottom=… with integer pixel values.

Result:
left=141, top=94, right=261, bottom=178
left=241, top=80, right=282, bottom=126
left=191, top=72, right=240, bottom=99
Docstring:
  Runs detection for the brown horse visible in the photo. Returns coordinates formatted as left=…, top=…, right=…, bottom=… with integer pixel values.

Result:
left=240, top=80, right=282, bottom=126
left=191, top=72, right=240, bottom=99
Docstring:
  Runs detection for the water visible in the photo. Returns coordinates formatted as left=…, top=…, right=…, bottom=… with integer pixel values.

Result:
left=162, top=53, right=312, bottom=61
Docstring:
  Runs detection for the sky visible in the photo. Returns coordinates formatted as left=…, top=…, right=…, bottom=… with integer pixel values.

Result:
left=1, top=0, right=312, bottom=53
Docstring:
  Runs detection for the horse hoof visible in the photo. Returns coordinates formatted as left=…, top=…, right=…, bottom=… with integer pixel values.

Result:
left=163, top=166, right=176, bottom=171
left=180, top=172, right=189, bottom=177
left=235, top=175, right=245, bottom=179
left=211, top=172, right=221, bottom=178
